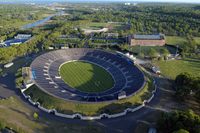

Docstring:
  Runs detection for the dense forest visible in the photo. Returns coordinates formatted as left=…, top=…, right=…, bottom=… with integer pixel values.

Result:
left=0, top=3, right=200, bottom=64
left=67, top=4, right=200, bottom=36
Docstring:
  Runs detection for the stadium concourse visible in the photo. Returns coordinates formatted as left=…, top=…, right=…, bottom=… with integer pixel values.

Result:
left=30, top=48, right=145, bottom=102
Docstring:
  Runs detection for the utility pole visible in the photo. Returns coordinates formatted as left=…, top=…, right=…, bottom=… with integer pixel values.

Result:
left=176, top=45, right=179, bottom=57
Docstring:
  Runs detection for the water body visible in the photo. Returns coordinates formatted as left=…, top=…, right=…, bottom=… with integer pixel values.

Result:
left=21, top=11, right=64, bottom=30
left=0, top=11, right=64, bottom=47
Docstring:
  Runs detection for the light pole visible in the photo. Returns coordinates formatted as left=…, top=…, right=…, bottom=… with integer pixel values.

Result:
left=176, top=45, right=179, bottom=57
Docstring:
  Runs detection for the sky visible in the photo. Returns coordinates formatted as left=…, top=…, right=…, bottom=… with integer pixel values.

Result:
left=0, top=0, right=200, bottom=3
left=136, top=0, right=200, bottom=3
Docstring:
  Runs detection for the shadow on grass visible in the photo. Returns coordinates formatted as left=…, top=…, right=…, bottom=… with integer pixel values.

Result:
left=97, top=102, right=132, bottom=115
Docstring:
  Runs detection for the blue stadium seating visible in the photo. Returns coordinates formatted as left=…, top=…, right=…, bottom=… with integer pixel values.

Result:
left=30, top=48, right=145, bottom=102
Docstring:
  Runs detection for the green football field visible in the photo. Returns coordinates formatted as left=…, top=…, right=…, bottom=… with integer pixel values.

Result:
left=59, top=61, right=114, bottom=93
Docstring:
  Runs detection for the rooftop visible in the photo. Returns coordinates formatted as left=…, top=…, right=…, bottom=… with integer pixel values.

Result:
left=133, top=34, right=165, bottom=40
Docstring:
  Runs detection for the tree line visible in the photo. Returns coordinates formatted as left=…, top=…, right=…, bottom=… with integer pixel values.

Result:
left=69, top=4, right=200, bottom=36
left=157, top=110, right=200, bottom=133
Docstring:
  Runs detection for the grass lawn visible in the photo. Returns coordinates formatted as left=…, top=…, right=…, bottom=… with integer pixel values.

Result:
left=59, top=61, right=114, bottom=93
left=0, top=96, right=103, bottom=133
left=194, top=37, right=200, bottom=44
left=0, top=96, right=44, bottom=133
left=111, top=23, right=127, bottom=31
left=81, top=22, right=109, bottom=30
left=129, top=46, right=174, bottom=55
left=166, top=36, right=200, bottom=45
left=154, top=58, right=200, bottom=79
left=24, top=76, right=153, bottom=116
left=166, top=36, right=187, bottom=45
left=130, top=46, right=163, bottom=53
left=80, top=22, right=126, bottom=31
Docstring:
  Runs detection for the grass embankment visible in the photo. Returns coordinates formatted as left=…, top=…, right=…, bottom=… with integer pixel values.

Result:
left=0, top=96, right=103, bottom=133
left=24, top=77, right=153, bottom=116
left=155, top=58, right=200, bottom=79
left=59, top=61, right=114, bottom=93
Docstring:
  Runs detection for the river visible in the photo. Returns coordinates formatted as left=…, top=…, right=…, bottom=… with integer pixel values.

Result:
left=21, top=11, right=64, bottom=30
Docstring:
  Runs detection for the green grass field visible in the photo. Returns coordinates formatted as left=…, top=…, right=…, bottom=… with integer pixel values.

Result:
left=81, top=22, right=109, bottom=30
left=59, top=61, right=114, bottom=93
left=155, top=58, right=200, bottom=79
left=166, top=36, right=200, bottom=45
left=80, top=22, right=126, bottom=31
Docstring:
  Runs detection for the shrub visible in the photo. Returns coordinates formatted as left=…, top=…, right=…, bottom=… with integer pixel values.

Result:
left=33, top=112, right=39, bottom=120
left=0, top=121, right=5, bottom=130
left=173, top=129, right=190, bottom=133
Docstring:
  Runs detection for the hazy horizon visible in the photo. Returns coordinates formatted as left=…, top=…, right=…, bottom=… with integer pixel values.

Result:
left=0, top=0, right=200, bottom=4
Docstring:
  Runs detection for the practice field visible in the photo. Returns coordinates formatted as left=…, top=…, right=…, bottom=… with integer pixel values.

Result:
left=59, top=61, right=114, bottom=93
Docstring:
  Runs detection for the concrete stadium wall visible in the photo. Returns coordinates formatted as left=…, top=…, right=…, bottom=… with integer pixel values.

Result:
left=21, top=78, right=157, bottom=120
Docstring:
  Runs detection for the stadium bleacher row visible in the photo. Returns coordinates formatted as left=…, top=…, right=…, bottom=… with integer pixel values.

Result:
left=30, top=48, right=145, bottom=102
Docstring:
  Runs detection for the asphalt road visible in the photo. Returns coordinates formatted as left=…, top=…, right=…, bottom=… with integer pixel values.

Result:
left=0, top=74, right=16, bottom=99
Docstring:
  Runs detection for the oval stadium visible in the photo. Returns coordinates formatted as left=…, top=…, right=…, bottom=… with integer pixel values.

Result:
left=30, top=48, right=145, bottom=102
